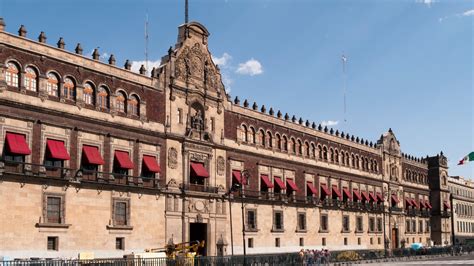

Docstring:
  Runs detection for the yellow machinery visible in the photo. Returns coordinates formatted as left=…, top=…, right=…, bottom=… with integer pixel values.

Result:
left=141, top=240, right=205, bottom=264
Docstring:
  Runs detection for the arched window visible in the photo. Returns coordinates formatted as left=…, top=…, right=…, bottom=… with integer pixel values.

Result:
left=259, top=129, right=265, bottom=146
left=241, top=125, right=248, bottom=142
left=361, top=157, right=366, bottom=170
left=97, top=86, right=109, bottom=109
left=116, top=91, right=126, bottom=113
left=63, top=77, right=76, bottom=100
left=374, top=161, right=378, bottom=172
left=128, top=95, right=139, bottom=116
left=311, top=143, right=316, bottom=158
left=250, top=127, right=256, bottom=144
left=297, top=140, right=303, bottom=155
left=267, top=131, right=273, bottom=148
left=335, top=149, right=339, bottom=163
left=304, top=142, right=310, bottom=157
left=24, top=67, right=37, bottom=91
left=282, top=136, right=288, bottom=151
left=365, top=158, right=369, bottom=170
left=355, top=156, right=360, bottom=168
left=329, top=148, right=334, bottom=162
left=6, top=62, right=19, bottom=87
left=276, top=134, right=281, bottom=150
left=341, top=151, right=345, bottom=165
left=318, top=145, right=323, bottom=159
left=323, top=146, right=328, bottom=161
left=83, top=83, right=95, bottom=105
left=290, top=138, right=296, bottom=153
left=351, top=154, right=356, bottom=167
left=46, top=72, right=59, bottom=97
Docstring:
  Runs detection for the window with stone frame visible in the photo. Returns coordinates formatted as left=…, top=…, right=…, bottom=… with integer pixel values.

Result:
left=63, top=77, right=76, bottom=100
left=246, top=209, right=257, bottom=231
left=47, top=72, right=59, bottom=97
left=369, top=217, right=375, bottom=232
left=112, top=198, right=131, bottom=227
left=24, top=66, right=37, bottom=91
left=297, top=213, right=307, bottom=231
left=43, top=193, right=65, bottom=224
left=342, top=215, right=350, bottom=232
left=128, top=95, right=140, bottom=116
left=356, top=216, right=363, bottom=232
left=406, top=220, right=411, bottom=233
left=320, top=213, right=328, bottom=232
left=116, top=91, right=126, bottom=113
left=273, top=211, right=284, bottom=231
left=97, top=86, right=110, bottom=109
left=6, top=62, right=20, bottom=87
left=419, top=220, right=423, bottom=233
left=83, top=82, right=95, bottom=105
left=377, top=218, right=383, bottom=232
left=412, top=220, right=416, bottom=233
left=425, top=220, right=430, bottom=232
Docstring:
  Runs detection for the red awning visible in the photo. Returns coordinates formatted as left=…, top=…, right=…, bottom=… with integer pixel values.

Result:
left=391, top=194, right=400, bottom=204
left=412, top=198, right=420, bottom=209
left=405, top=198, right=414, bottom=207
left=143, top=155, right=160, bottom=173
left=443, top=200, right=450, bottom=209
left=426, top=201, right=432, bottom=209
left=321, top=184, right=331, bottom=197
left=286, top=178, right=299, bottom=191
left=190, top=162, right=209, bottom=178
left=332, top=185, right=342, bottom=199
left=353, top=189, right=362, bottom=201
left=82, top=145, right=104, bottom=165
left=260, top=174, right=274, bottom=188
left=376, top=192, right=384, bottom=202
left=307, top=181, right=317, bottom=195
left=361, top=191, right=370, bottom=202
left=420, top=199, right=427, bottom=208
left=114, top=150, right=134, bottom=169
left=343, top=187, right=353, bottom=200
left=46, top=139, right=70, bottom=160
left=369, top=192, right=378, bottom=202
left=5, top=132, right=31, bottom=155
left=274, top=177, right=286, bottom=189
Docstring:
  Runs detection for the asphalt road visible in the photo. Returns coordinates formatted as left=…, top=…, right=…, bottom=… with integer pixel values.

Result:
left=355, top=254, right=474, bottom=265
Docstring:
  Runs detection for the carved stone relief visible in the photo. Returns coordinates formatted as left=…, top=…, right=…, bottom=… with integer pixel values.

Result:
left=217, top=156, right=225, bottom=176
left=168, top=147, right=178, bottom=169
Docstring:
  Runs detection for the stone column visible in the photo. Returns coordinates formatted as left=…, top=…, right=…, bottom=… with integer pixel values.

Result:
left=0, top=63, right=7, bottom=92
left=38, top=74, right=48, bottom=101
left=75, top=84, right=84, bottom=108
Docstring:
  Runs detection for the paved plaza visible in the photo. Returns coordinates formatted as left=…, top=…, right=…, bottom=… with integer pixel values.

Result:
left=356, top=254, right=474, bottom=265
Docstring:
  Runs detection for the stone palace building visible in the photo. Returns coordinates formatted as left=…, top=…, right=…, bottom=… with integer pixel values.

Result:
left=0, top=17, right=453, bottom=259
left=448, top=176, right=474, bottom=245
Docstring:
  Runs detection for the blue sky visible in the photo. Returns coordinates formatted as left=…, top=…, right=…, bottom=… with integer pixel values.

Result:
left=1, top=0, right=472, bottom=178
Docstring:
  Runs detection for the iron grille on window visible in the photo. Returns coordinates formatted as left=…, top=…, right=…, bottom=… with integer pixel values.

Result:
left=115, top=202, right=127, bottom=226
left=369, top=217, right=375, bottom=232
left=343, top=216, right=350, bottom=232
left=47, top=197, right=61, bottom=223
left=356, top=217, right=363, bottom=232
left=298, top=213, right=306, bottom=230
left=377, top=218, right=383, bottom=232
left=247, top=210, right=257, bottom=230
left=320, top=214, right=328, bottom=231
left=274, top=212, right=283, bottom=230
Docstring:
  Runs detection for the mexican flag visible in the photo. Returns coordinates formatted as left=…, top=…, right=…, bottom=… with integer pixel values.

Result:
left=458, top=152, right=474, bottom=165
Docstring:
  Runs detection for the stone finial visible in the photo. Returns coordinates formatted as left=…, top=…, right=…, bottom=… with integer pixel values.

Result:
left=284, top=113, right=289, bottom=120
left=108, top=54, right=116, bottom=65
left=38, top=31, right=47, bottom=43
left=260, top=105, right=266, bottom=113
left=369, top=141, right=373, bottom=147
left=57, top=37, right=65, bottom=49
left=75, top=43, right=83, bottom=55
left=291, top=115, right=296, bottom=122
left=269, top=108, right=274, bottom=116
left=277, top=110, right=282, bottom=118
left=305, top=120, right=310, bottom=127
left=388, top=128, right=393, bottom=133
left=168, top=46, right=173, bottom=56
left=299, top=117, right=303, bottom=125
left=252, top=102, right=258, bottom=110
left=18, top=25, right=27, bottom=37
left=124, top=60, right=132, bottom=70
left=346, top=134, right=350, bottom=140
left=243, top=99, right=249, bottom=108
left=311, top=122, right=316, bottom=129
left=365, top=140, right=369, bottom=145
left=0, top=18, right=5, bottom=31
left=330, top=128, right=334, bottom=134
left=92, top=48, right=100, bottom=60
left=324, top=126, right=328, bottom=133
left=335, top=130, right=339, bottom=136
left=356, top=137, right=360, bottom=143
left=351, top=135, right=355, bottom=141
left=318, top=124, right=322, bottom=131
left=234, top=96, right=240, bottom=105
left=341, top=132, right=345, bottom=138
left=151, top=67, right=158, bottom=78
left=139, top=65, right=146, bottom=75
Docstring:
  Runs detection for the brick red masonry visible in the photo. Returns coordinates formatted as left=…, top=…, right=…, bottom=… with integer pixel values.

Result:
left=0, top=46, right=166, bottom=124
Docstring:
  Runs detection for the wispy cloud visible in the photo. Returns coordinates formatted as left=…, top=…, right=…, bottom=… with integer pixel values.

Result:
left=321, top=120, right=339, bottom=127
left=130, top=59, right=161, bottom=73
left=416, top=0, right=437, bottom=8
left=439, top=9, right=474, bottom=22
left=212, top=53, right=232, bottom=68
left=236, top=59, right=263, bottom=76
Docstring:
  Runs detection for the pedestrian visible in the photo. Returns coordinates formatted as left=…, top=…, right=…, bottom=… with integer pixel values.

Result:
left=299, top=249, right=305, bottom=265
left=308, top=249, right=314, bottom=266
left=314, top=249, right=321, bottom=266
left=323, top=249, right=330, bottom=266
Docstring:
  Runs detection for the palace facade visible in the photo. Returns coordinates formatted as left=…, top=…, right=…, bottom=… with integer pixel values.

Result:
left=0, top=17, right=452, bottom=259
left=447, top=176, right=474, bottom=245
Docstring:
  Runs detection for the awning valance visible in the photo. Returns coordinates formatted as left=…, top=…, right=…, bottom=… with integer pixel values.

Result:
left=412, top=198, right=420, bottom=209
left=286, top=178, right=299, bottom=191
left=190, top=162, right=209, bottom=178
left=82, top=145, right=104, bottom=165
left=369, top=192, right=378, bottom=202
left=425, top=201, right=432, bottom=209
left=114, top=150, right=134, bottom=169
left=321, top=184, right=331, bottom=197
left=46, top=139, right=70, bottom=160
left=353, top=189, right=362, bottom=201
left=405, top=198, right=414, bottom=207
left=376, top=192, right=384, bottom=202
left=332, top=185, right=342, bottom=199
left=443, top=200, right=450, bottom=209
left=260, top=174, right=274, bottom=188
left=343, top=188, right=352, bottom=200
left=391, top=194, right=400, bottom=204
left=361, top=191, right=370, bottom=202
left=143, top=155, right=160, bottom=173
left=5, top=132, right=31, bottom=155
left=420, top=199, right=427, bottom=209
left=274, top=177, right=286, bottom=189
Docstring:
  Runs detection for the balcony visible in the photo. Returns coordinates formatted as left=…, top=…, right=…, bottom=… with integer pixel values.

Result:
left=181, top=183, right=219, bottom=194
left=441, top=210, right=451, bottom=218
left=389, top=206, right=403, bottom=213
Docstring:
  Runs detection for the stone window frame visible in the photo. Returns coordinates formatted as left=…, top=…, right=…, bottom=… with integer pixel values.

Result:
left=47, top=236, right=59, bottom=251
left=0, top=125, right=33, bottom=164
left=319, top=213, right=329, bottom=233
left=368, top=217, right=375, bottom=233
left=177, top=108, right=183, bottom=124
left=37, top=192, right=70, bottom=229
left=406, top=219, right=411, bottom=234
left=78, top=136, right=105, bottom=174
left=412, top=220, right=417, bottom=233
left=248, top=238, right=254, bottom=248
left=342, top=215, right=350, bottom=233
left=377, top=217, right=383, bottom=232
left=272, top=210, right=284, bottom=232
left=245, top=208, right=258, bottom=232
left=296, top=212, right=307, bottom=232
left=139, top=143, right=161, bottom=181
left=107, top=197, right=133, bottom=230
left=41, top=130, right=71, bottom=169
left=355, top=216, right=364, bottom=233
left=110, top=140, right=134, bottom=178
